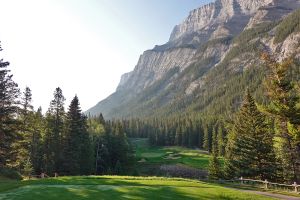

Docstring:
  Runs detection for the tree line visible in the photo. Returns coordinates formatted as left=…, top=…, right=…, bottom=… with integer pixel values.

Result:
left=0, top=44, right=133, bottom=178
left=120, top=116, right=226, bottom=157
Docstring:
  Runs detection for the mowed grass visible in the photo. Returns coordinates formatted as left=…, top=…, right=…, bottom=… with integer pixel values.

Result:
left=132, top=138, right=221, bottom=170
left=0, top=176, right=275, bottom=200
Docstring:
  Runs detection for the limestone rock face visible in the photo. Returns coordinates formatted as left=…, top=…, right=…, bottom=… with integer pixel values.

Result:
left=119, top=0, right=282, bottom=94
left=87, top=0, right=300, bottom=118
left=117, top=72, right=133, bottom=91
left=120, top=48, right=196, bottom=93
left=247, top=0, right=300, bottom=28
left=169, top=0, right=274, bottom=42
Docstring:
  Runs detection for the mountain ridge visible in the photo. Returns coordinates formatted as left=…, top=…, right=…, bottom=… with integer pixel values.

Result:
left=87, top=0, right=300, bottom=119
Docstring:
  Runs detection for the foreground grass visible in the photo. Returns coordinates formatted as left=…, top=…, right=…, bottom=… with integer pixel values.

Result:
left=0, top=177, right=24, bottom=193
left=0, top=176, right=275, bottom=200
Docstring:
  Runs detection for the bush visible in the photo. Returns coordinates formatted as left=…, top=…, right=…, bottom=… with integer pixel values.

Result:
left=0, top=168, right=22, bottom=180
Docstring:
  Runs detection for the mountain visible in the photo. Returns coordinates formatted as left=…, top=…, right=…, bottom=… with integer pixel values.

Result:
left=87, top=0, right=300, bottom=119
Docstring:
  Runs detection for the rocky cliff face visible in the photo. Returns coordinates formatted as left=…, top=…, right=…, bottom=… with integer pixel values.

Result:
left=247, top=0, right=300, bottom=28
left=169, top=0, right=273, bottom=41
left=87, top=0, right=300, bottom=118
left=115, top=0, right=277, bottom=93
left=119, top=47, right=196, bottom=93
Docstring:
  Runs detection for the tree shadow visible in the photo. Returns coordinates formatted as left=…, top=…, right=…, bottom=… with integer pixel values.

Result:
left=1, top=177, right=266, bottom=200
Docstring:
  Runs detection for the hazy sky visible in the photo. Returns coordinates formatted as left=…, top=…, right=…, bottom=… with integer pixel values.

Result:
left=0, top=0, right=212, bottom=112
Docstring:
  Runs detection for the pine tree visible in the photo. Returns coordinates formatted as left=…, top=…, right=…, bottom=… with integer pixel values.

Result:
left=0, top=43, right=20, bottom=168
left=217, top=124, right=226, bottom=156
left=30, top=107, right=44, bottom=174
left=11, top=87, right=34, bottom=173
left=203, top=124, right=211, bottom=152
left=175, top=126, right=182, bottom=146
left=96, top=142, right=109, bottom=174
left=98, top=113, right=105, bottom=125
left=43, top=88, right=66, bottom=174
left=198, top=123, right=204, bottom=149
left=21, top=87, right=33, bottom=118
left=64, top=95, right=92, bottom=175
left=211, top=127, right=218, bottom=156
left=49, top=87, right=65, bottom=173
left=208, top=153, right=221, bottom=180
left=262, top=53, right=300, bottom=182
left=224, top=90, right=277, bottom=180
left=209, top=128, right=221, bottom=180
left=114, top=160, right=122, bottom=175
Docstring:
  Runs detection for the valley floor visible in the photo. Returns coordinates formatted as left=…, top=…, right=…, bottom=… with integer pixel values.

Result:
left=0, top=176, right=276, bottom=200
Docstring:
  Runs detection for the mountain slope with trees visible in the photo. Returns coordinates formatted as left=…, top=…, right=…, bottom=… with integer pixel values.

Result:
left=87, top=0, right=300, bottom=120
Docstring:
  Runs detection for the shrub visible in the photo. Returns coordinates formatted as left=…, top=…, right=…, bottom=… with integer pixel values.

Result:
left=0, top=168, right=22, bottom=180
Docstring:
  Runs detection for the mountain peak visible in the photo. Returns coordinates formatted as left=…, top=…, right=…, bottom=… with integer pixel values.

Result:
left=169, top=0, right=274, bottom=42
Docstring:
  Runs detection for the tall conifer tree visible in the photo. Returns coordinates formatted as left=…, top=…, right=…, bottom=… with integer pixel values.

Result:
left=43, top=87, right=66, bottom=174
left=263, top=53, right=300, bottom=181
left=0, top=44, right=20, bottom=168
left=224, top=90, right=277, bottom=180
left=209, top=127, right=221, bottom=180
left=64, top=95, right=92, bottom=175
left=11, top=87, right=34, bottom=173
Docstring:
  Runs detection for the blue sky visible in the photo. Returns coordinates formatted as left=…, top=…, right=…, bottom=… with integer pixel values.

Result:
left=0, top=0, right=212, bottom=111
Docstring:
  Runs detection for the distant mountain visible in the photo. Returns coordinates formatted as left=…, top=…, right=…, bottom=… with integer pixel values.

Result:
left=87, top=0, right=300, bottom=119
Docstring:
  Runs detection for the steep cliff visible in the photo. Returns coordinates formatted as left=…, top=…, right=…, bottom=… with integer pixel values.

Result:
left=87, top=0, right=300, bottom=118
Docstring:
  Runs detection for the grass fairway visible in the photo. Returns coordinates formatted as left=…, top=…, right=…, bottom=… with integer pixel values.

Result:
left=0, top=176, right=275, bottom=200
left=132, top=138, right=221, bottom=175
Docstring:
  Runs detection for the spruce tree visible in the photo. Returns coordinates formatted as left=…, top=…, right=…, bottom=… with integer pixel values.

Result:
left=64, top=95, right=92, bottom=175
left=211, top=127, right=218, bottom=156
left=0, top=44, right=20, bottom=168
left=203, top=124, right=211, bottom=152
left=49, top=87, right=65, bottom=173
left=209, top=128, right=221, bottom=180
left=30, top=107, right=44, bottom=174
left=217, top=124, right=226, bottom=156
left=43, top=88, right=66, bottom=174
left=11, top=87, right=34, bottom=173
left=224, top=90, right=277, bottom=180
left=208, top=153, right=221, bottom=180
left=262, top=53, right=300, bottom=181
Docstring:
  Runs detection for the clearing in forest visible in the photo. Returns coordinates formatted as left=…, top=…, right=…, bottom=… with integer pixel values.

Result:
left=131, top=138, right=222, bottom=176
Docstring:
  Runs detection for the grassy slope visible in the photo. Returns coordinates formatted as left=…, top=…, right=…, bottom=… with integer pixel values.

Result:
left=131, top=138, right=222, bottom=175
left=0, top=176, right=275, bottom=200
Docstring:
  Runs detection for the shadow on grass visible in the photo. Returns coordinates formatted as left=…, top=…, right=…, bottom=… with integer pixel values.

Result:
left=0, top=177, right=271, bottom=200
left=0, top=184, right=242, bottom=200
left=25, top=176, right=212, bottom=188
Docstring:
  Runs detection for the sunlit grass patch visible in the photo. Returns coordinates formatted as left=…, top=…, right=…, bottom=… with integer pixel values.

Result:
left=0, top=176, right=275, bottom=200
left=141, top=152, right=165, bottom=158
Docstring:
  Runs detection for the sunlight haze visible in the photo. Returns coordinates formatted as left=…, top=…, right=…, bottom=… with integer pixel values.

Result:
left=0, top=0, right=211, bottom=111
